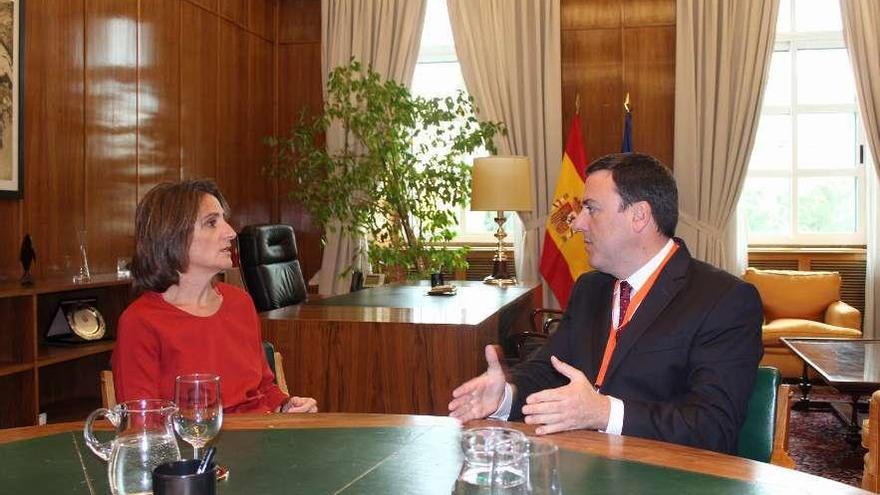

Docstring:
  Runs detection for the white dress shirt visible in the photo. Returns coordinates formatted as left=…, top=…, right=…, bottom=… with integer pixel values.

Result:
left=490, top=238, right=676, bottom=436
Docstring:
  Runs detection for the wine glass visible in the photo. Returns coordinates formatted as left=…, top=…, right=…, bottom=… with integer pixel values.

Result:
left=173, top=373, right=223, bottom=459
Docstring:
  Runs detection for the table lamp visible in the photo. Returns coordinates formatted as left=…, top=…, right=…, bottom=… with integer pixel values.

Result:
left=470, top=155, right=534, bottom=286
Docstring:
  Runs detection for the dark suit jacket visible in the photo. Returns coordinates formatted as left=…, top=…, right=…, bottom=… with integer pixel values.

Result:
left=510, top=240, right=763, bottom=454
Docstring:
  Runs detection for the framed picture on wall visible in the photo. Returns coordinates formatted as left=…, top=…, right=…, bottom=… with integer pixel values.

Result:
left=0, top=0, right=23, bottom=199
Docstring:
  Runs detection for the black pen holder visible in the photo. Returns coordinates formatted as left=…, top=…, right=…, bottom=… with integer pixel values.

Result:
left=153, top=459, right=217, bottom=495
left=430, top=272, right=444, bottom=287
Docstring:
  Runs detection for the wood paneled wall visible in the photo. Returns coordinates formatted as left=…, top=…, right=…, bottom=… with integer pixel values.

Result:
left=561, top=0, right=675, bottom=167
left=0, top=0, right=674, bottom=283
left=0, top=0, right=325, bottom=284
left=275, top=0, right=323, bottom=282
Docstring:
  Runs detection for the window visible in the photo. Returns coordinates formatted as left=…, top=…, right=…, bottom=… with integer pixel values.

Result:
left=740, top=0, right=868, bottom=246
left=410, top=0, right=519, bottom=245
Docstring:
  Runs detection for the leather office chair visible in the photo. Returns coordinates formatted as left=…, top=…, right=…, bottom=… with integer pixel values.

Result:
left=743, top=268, right=862, bottom=379
left=508, top=308, right=564, bottom=362
left=238, top=224, right=308, bottom=312
left=101, top=341, right=289, bottom=408
left=736, top=366, right=795, bottom=467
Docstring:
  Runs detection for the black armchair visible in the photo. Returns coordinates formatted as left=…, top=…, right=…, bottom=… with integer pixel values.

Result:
left=508, top=308, right=564, bottom=362
left=238, top=224, right=307, bottom=312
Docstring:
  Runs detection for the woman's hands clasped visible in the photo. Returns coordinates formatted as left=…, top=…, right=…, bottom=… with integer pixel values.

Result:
left=280, top=396, right=318, bottom=413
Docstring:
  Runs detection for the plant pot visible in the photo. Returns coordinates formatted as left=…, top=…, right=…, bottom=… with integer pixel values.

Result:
left=430, top=272, right=444, bottom=287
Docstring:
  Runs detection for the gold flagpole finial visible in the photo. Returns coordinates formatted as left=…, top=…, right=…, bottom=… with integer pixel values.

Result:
left=575, top=93, right=581, bottom=115
left=624, top=93, right=631, bottom=113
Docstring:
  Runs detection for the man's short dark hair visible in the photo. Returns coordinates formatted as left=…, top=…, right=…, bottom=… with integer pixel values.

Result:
left=131, top=179, right=230, bottom=294
left=586, top=152, right=678, bottom=238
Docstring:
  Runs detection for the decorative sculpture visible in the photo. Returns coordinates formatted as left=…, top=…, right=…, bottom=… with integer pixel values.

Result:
left=20, top=234, right=35, bottom=286
left=73, top=229, right=91, bottom=283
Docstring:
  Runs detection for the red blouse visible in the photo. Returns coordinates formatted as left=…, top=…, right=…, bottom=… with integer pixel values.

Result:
left=112, top=282, right=288, bottom=413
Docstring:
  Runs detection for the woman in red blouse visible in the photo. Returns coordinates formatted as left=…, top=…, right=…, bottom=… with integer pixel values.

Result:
left=112, top=179, right=317, bottom=414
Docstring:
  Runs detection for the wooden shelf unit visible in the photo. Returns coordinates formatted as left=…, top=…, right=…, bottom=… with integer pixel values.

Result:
left=0, top=274, right=132, bottom=428
left=0, top=362, right=34, bottom=378
left=36, top=341, right=116, bottom=367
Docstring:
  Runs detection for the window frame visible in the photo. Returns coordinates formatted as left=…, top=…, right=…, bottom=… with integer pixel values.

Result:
left=411, top=0, right=512, bottom=247
left=744, top=21, right=868, bottom=246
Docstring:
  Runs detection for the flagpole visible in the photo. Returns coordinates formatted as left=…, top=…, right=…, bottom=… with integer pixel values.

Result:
left=575, top=93, right=581, bottom=115
left=624, top=92, right=631, bottom=112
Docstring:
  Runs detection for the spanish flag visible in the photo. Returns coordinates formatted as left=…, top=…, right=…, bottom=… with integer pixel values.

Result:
left=539, top=116, right=590, bottom=309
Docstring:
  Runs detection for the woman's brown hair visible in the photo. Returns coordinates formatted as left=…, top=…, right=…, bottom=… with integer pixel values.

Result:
left=131, top=179, right=230, bottom=294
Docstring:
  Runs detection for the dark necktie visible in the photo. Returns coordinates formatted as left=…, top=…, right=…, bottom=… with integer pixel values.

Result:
left=618, top=281, right=632, bottom=328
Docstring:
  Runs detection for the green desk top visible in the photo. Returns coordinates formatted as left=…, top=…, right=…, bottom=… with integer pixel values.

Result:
left=0, top=424, right=792, bottom=494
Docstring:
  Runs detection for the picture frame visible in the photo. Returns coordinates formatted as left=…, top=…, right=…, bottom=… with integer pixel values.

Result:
left=0, top=0, right=23, bottom=199
left=45, top=298, right=108, bottom=345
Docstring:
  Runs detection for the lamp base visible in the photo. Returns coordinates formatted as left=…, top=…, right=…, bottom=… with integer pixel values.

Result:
left=483, top=212, right=517, bottom=287
left=483, top=257, right=517, bottom=286
left=483, top=275, right=518, bottom=287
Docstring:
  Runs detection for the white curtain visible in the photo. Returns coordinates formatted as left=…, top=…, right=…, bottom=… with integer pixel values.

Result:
left=673, top=0, right=779, bottom=275
left=841, top=0, right=880, bottom=337
left=447, top=0, right=562, bottom=293
left=866, top=164, right=879, bottom=339
left=317, top=0, right=427, bottom=295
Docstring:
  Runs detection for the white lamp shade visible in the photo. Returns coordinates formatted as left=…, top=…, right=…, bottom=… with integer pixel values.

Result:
left=470, top=155, right=534, bottom=212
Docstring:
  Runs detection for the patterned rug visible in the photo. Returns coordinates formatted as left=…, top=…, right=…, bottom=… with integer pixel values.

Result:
left=787, top=387, right=866, bottom=488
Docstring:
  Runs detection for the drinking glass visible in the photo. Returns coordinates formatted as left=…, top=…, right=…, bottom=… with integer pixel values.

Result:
left=523, top=440, right=562, bottom=495
left=455, top=427, right=527, bottom=493
left=173, top=373, right=223, bottom=459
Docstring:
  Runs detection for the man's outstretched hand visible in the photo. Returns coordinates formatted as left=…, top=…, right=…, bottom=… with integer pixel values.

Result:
left=448, top=345, right=508, bottom=422
left=521, top=356, right=610, bottom=434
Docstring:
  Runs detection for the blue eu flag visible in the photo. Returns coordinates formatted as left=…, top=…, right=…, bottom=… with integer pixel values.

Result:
left=621, top=110, right=633, bottom=153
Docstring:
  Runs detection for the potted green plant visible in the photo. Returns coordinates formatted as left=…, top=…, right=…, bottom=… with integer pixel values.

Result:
left=266, top=59, right=505, bottom=280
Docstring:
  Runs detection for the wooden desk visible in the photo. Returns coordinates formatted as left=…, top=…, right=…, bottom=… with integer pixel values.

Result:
left=261, top=281, right=540, bottom=415
left=0, top=414, right=868, bottom=494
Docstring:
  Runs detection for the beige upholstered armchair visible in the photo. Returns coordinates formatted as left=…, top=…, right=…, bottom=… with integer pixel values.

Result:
left=743, top=268, right=862, bottom=378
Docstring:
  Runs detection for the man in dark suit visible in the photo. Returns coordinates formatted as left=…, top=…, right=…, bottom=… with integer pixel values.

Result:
left=448, top=152, right=763, bottom=454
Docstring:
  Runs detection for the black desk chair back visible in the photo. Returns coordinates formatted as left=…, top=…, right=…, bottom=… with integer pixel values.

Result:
left=238, top=224, right=307, bottom=312
left=508, top=308, right=564, bottom=362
